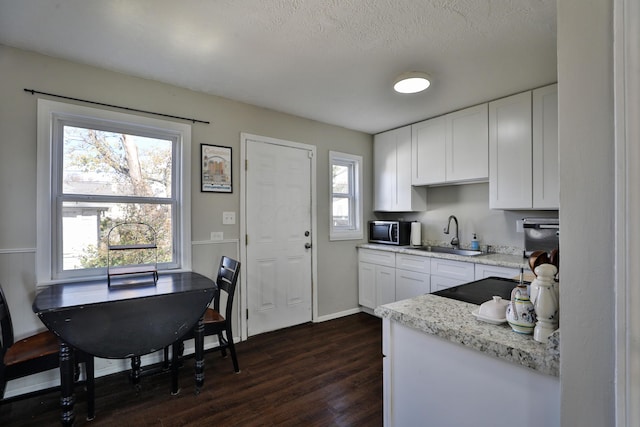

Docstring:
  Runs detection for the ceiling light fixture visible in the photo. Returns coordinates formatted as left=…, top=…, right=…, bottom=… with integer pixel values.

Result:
left=393, top=71, right=431, bottom=94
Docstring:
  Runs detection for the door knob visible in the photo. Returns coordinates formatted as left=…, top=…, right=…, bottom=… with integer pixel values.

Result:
left=305, top=243, right=312, bottom=249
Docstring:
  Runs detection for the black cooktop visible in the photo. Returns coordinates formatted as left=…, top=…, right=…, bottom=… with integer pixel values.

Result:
left=432, top=276, right=526, bottom=305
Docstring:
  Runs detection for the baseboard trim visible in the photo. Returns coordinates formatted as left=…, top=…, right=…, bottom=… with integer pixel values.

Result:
left=315, top=307, right=363, bottom=322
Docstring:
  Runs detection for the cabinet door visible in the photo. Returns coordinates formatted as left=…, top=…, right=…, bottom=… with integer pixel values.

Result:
left=358, top=262, right=377, bottom=309
left=446, top=104, right=489, bottom=183
left=396, top=269, right=430, bottom=301
left=374, top=129, right=398, bottom=211
left=374, top=127, right=426, bottom=211
left=489, top=91, right=533, bottom=209
left=532, top=84, right=559, bottom=209
left=396, top=126, right=426, bottom=211
left=376, top=265, right=396, bottom=306
left=412, top=116, right=446, bottom=185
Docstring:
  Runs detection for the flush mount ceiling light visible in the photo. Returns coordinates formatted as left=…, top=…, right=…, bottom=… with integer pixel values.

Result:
left=393, top=71, right=431, bottom=94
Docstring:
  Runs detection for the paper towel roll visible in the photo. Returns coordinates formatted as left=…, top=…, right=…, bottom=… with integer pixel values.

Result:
left=411, top=222, right=422, bottom=246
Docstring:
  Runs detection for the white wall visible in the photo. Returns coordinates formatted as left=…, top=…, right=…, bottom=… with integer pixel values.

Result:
left=377, top=182, right=558, bottom=252
left=0, top=44, right=372, bottom=395
left=558, top=1, right=615, bottom=426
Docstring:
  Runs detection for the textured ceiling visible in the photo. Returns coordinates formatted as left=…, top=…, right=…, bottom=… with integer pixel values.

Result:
left=0, top=0, right=557, bottom=134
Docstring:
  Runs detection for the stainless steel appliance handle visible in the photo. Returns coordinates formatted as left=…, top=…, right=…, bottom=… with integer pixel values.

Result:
left=523, top=223, right=559, bottom=229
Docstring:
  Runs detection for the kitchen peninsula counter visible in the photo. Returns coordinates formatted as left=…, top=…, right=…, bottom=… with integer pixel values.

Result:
left=376, top=293, right=560, bottom=427
left=375, top=293, right=559, bottom=376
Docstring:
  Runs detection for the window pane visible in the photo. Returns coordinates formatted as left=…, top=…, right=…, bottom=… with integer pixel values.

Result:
left=62, top=125, right=173, bottom=198
left=332, top=197, right=351, bottom=227
left=332, top=164, right=350, bottom=194
left=62, top=201, right=173, bottom=270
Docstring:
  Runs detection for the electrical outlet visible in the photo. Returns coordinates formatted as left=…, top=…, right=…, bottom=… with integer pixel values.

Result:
left=516, top=219, right=524, bottom=233
left=210, top=231, right=223, bottom=241
left=222, top=211, right=236, bottom=225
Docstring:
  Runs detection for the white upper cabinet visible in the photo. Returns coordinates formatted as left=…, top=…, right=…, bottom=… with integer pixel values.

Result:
left=489, top=84, right=558, bottom=210
left=532, top=84, right=559, bottom=209
left=489, top=91, right=533, bottom=209
left=374, top=126, right=427, bottom=211
left=412, top=104, right=488, bottom=185
left=446, top=104, right=489, bottom=182
left=411, top=116, right=447, bottom=184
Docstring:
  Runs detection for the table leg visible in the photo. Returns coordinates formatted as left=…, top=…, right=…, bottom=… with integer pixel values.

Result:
left=59, top=341, right=75, bottom=426
left=171, top=342, right=180, bottom=395
left=194, top=317, right=205, bottom=393
left=85, top=354, right=95, bottom=420
left=130, top=356, right=141, bottom=390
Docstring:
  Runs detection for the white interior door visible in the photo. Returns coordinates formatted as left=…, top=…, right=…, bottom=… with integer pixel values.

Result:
left=245, top=138, right=313, bottom=336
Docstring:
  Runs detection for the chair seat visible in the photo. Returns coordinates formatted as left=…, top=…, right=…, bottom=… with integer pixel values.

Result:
left=3, top=330, right=59, bottom=366
left=202, top=307, right=224, bottom=324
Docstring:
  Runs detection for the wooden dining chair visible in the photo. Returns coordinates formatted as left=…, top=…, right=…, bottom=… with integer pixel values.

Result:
left=203, top=255, right=241, bottom=372
left=173, top=256, right=241, bottom=373
left=0, top=283, right=95, bottom=419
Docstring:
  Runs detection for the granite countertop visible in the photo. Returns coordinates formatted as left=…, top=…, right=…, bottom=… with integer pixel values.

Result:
left=358, top=243, right=528, bottom=270
left=375, top=294, right=560, bottom=377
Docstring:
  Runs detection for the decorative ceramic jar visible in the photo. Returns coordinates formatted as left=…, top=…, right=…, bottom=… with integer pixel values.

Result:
left=532, top=264, right=559, bottom=343
left=506, top=284, right=536, bottom=334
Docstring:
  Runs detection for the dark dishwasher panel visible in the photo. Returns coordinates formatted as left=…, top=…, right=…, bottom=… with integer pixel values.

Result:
left=432, top=276, right=525, bottom=305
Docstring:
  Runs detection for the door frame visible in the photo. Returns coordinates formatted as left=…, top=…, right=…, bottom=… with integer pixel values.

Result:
left=614, top=0, right=640, bottom=424
left=239, top=133, right=318, bottom=340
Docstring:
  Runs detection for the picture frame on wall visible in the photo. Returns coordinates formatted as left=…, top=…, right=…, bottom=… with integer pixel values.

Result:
left=201, top=144, right=232, bottom=193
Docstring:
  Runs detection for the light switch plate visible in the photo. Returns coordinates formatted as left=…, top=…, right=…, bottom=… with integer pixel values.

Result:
left=210, top=231, right=224, bottom=241
left=222, top=211, right=236, bottom=225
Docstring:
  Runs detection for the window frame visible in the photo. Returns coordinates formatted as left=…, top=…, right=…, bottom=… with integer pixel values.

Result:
left=329, top=150, right=363, bottom=241
left=36, top=99, right=192, bottom=284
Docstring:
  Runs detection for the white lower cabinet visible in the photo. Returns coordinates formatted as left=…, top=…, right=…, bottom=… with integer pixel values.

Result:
left=429, top=258, right=475, bottom=292
left=359, top=248, right=523, bottom=308
left=395, top=254, right=430, bottom=301
left=358, top=249, right=396, bottom=309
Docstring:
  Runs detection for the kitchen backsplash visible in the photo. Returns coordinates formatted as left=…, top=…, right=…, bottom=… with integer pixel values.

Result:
left=373, top=182, right=558, bottom=254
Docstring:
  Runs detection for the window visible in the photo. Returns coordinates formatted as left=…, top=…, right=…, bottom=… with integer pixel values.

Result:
left=329, top=151, right=363, bottom=241
left=37, top=100, right=191, bottom=283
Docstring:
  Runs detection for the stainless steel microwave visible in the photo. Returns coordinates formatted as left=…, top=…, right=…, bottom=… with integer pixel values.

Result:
left=368, top=221, right=411, bottom=245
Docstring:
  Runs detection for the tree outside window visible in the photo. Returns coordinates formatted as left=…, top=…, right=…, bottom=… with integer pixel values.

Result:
left=60, top=125, right=174, bottom=270
left=37, top=100, right=191, bottom=283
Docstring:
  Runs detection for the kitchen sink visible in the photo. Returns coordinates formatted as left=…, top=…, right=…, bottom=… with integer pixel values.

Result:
left=414, top=246, right=484, bottom=257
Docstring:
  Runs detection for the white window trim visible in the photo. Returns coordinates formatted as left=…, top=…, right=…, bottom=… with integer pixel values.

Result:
left=36, top=99, right=192, bottom=285
left=329, top=150, right=363, bottom=241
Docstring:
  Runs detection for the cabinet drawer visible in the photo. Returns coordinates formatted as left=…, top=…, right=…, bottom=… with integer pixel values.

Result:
left=430, top=258, right=475, bottom=282
left=395, top=253, right=430, bottom=274
left=475, top=264, right=521, bottom=280
left=430, top=275, right=466, bottom=293
left=359, top=249, right=396, bottom=267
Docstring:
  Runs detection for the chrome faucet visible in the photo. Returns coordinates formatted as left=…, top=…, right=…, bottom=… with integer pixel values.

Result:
left=444, top=215, right=460, bottom=249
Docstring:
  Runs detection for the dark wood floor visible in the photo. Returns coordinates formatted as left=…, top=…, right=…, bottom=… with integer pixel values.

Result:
left=1, top=313, right=382, bottom=426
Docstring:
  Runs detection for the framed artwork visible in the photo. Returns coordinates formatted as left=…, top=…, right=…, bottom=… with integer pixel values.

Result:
left=201, top=144, right=232, bottom=193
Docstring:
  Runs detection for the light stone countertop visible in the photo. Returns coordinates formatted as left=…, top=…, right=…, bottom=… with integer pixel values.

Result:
left=375, top=294, right=560, bottom=377
left=358, top=243, right=529, bottom=270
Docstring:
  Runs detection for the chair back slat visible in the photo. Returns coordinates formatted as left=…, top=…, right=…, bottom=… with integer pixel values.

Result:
left=214, top=256, right=240, bottom=321
left=0, top=284, right=15, bottom=354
